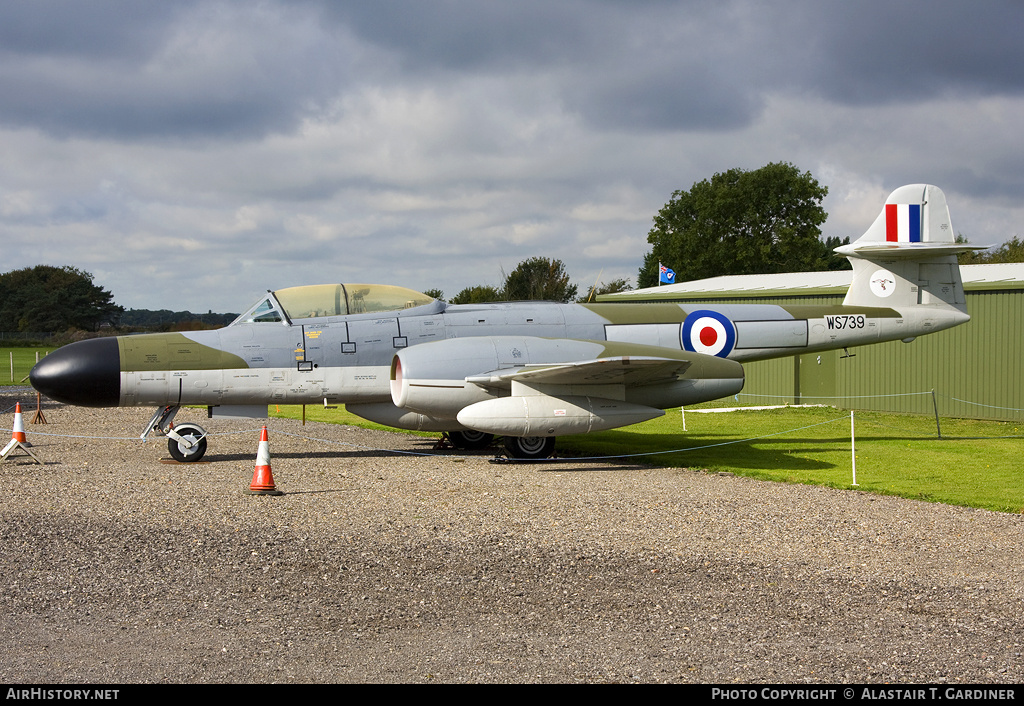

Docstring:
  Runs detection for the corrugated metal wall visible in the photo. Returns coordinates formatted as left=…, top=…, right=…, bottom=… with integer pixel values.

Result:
left=832, top=289, right=1023, bottom=421
left=687, top=289, right=1024, bottom=421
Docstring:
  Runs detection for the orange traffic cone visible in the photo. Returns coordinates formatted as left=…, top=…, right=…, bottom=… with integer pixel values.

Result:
left=12, top=402, right=28, bottom=446
left=246, top=426, right=283, bottom=495
left=2, top=402, right=41, bottom=464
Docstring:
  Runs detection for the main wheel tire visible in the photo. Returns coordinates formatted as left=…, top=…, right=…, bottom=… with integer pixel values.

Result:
left=503, top=435, right=556, bottom=460
left=168, top=424, right=208, bottom=463
left=447, top=430, right=495, bottom=450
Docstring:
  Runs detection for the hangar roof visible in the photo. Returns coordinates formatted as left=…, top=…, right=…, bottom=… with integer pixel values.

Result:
left=604, top=263, right=1024, bottom=301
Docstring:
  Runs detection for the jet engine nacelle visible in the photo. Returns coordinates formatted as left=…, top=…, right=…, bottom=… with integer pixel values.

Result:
left=390, top=335, right=747, bottom=431
left=390, top=336, right=629, bottom=420
left=390, top=337, right=510, bottom=418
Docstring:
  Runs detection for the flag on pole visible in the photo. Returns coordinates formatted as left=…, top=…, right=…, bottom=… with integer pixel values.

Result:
left=659, top=263, right=676, bottom=285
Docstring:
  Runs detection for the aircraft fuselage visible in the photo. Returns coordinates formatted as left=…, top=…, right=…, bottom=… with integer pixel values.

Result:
left=33, top=296, right=964, bottom=412
left=26, top=184, right=979, bottom=460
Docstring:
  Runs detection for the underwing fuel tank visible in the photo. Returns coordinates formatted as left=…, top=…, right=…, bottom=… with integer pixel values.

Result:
left=456, top=395, right=664, bottom=437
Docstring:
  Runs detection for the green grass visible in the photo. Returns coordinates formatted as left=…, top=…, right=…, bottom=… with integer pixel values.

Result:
left=272, top=403, right=1024, bottom=514
left=0, top=347, right=54, bottom=385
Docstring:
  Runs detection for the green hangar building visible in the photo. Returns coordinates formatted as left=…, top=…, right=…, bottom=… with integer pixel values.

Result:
left=606, top=264, right=1024, bottom=422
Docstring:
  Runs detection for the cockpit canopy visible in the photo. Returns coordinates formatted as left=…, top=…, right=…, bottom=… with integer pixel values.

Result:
left=232, top=284, right=437, bottom=325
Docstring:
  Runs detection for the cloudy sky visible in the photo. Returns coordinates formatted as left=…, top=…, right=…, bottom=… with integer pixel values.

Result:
left=2, top=0, right=1022, bottom=313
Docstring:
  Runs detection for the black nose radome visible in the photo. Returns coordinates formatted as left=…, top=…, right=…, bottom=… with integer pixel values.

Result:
left=30, top=337, right=121, bottom=407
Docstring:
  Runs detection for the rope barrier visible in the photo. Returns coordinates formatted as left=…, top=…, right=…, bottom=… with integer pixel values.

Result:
left=498, top=416, right=854, bottom=463
left=946, top=396, right=1024, bottom=413
left=736, top=391, right=933, bottom=400
left=2, top=388, right=1021, bottom=464
left=731, top=390, right=1024, bottom=415
left=0, top=416, right=855, bottom=463
left=272, top=428, right=449, bottom=458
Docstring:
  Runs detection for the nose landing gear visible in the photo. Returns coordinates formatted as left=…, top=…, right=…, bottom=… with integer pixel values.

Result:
left=167, top=423, right=208, bottom=463
left=142, top=405, right=209, bottom=463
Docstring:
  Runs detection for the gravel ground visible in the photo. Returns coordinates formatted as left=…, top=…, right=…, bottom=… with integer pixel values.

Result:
left=1, top=390, right=1022, bottom=684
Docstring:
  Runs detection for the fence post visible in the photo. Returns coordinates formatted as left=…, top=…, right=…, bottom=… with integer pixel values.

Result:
left=850, top=410, right=858, bottom=486
left=931, top=389, right=942, bottom=439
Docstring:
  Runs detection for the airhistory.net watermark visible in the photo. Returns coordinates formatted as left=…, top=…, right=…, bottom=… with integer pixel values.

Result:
left=6, top=690, right=119, bottom=701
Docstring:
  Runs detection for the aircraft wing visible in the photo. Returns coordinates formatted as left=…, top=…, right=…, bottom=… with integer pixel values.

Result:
left=465, top=356, right=692, bottom=389
left=391, top=336, right=745, bottom=439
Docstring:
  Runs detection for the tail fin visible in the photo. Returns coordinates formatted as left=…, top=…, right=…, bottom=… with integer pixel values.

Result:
left=836, top=184, right=981, bottom=312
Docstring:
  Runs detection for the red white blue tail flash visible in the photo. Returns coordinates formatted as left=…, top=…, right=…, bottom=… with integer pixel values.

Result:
left=885, top=203, right=922, bottom=242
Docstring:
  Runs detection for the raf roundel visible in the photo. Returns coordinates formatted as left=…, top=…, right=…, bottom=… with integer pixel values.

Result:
left=681, top=310, right=736, bottom=358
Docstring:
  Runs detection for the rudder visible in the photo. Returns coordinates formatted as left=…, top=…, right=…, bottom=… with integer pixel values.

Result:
left=836, top=184, right=980, bottom=312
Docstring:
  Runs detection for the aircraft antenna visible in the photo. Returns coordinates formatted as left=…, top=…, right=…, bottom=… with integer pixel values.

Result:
left=587, top=269, right=603, bottom=303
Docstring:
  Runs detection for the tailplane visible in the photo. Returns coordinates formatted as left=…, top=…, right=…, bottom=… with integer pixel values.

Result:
left=836, top=184, right=982, bottom=312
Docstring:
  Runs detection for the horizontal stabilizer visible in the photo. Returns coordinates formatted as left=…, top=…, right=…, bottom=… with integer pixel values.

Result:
left=836, top=241, right=984, bottom=259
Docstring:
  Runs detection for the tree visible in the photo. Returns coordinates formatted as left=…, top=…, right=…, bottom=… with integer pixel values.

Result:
left=578, top=277, right=633, bottom=302
left=449, top=285, right=503, bottom=304
left=639, top=163, right=840, bottom=287
left=0, top=265, right=123, bottom=332
left=502, top=256, right=578, bottom=302
left=820, top=235, right=853, bottom=271
left=421, top=288, right=445, bottom=301
left=119, top=308, right=238, bottom=331
left=958, top=235, right=1024, bottom=265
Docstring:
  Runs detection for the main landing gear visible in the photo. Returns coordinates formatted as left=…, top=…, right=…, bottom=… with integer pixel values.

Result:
left=446, top=429, right=495, bottom=450
left=142, top=405, right=209, bottom=463
left=446, top=430, right=557, bottom=460
left=502, top=435, right=556, bottom=460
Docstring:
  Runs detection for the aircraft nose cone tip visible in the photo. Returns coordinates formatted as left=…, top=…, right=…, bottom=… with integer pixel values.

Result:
left=30, top=337, right=121, bottom=407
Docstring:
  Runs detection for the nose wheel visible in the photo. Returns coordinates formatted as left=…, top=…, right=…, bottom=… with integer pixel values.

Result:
left=167, top=423, right=208, bottom=463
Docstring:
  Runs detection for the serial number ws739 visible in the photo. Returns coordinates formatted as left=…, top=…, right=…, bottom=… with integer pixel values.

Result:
left=825, top=314, right=867, bottom=330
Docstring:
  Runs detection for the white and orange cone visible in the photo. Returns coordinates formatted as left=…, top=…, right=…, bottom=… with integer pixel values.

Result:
left=12, top=402, right=28, bottom=446
left=246, top=426, right=282, bottom=495
left=2, top=402, right=41, bottom=464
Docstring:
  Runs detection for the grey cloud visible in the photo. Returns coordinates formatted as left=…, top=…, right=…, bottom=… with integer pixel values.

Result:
left=2, top=0, right=1024, bottom=312
left=799, top=2, right=1024, bottom=105
left=577, top=70, right=761, bottom=132
left=0, top=1, right=189, bottom=59
left=6, top=0, right=1019, bottom=142
left=0, top=1, right=361, bottom=139
left=318, top=0, right=600, bottom=70
left=325, top=0, right=1024, bottom=128
left=324, top=0, right=771, bottom=131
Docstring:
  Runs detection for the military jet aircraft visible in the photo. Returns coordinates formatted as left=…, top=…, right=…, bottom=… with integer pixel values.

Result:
left=31, top=184, right=978, bottom=461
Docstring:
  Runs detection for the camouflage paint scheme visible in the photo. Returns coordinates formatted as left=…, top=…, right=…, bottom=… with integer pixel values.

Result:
left=30, top=185, right=977, bottom=459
